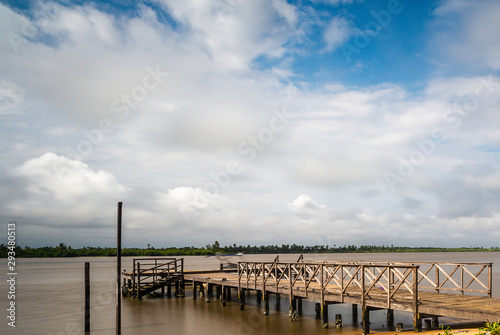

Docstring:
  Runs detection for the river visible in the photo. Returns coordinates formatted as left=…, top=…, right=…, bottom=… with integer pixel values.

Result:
left=1, top=252, right=499, bottom=334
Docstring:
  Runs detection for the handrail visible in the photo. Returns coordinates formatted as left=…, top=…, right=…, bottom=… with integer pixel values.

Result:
left=133, top=258, right=184, bottom=298
left=238, top=259, right=493, bottom=311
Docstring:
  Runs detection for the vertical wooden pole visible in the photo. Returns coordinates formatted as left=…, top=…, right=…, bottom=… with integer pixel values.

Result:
left=276, top=293, right=280, bottom=311
left=361, top=265, right=369, bottom=335
left=435, top=265, right=439, bottom=293
left=460, top=266, right=464, bottom=295
left=263, top=292, right=269, bottom=316
left=85, top=262, right=90, bottom=334
left=193, top=281, right=197, bottom=299
left=239, top=288, right=245, bottom=310
left=413, top=266, right=421, bottom=332
left=387, top=309, right=394, bottom=327
left=207, top=284, right=213, bottom=302
left=297, top=297, right=302, bottom=315
left=488, top=264, right=492, bottom=297
left=137, top=262, right=142, bottom=300
left=116, top=202, right=122, bottom=335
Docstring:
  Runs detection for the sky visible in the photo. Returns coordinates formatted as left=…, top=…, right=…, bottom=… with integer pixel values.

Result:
left=0, top=0, right=499, bottom=248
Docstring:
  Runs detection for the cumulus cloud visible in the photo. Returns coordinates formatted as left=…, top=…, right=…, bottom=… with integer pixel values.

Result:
left=323, top=16, right=354, bottom=52
left=0, top=1, right=499, bottom=248
left=431, top=0, right=500, bottom=70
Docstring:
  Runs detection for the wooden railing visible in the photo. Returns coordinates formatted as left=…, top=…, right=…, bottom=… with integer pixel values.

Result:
left=237, top=261, right=419, bottom=310
left=414, top=262, right=492, bottom=296
left=237, top=259, right=493, bottom=310
left=133, top=258, right=184, bottom=295
left=296, top=260, right=493, bottom=297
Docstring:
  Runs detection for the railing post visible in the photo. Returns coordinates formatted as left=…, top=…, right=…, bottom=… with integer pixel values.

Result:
left=387, top=266, right=392, bottom=309
left=132, top=259, right=136, bottom=295
left=460, top=265, right=464, bottom=295
left=435, top=265, right=439, bottom=293
left=137, top=262, right=142, bottom=300
left=488, top=263, right=492, bottom=297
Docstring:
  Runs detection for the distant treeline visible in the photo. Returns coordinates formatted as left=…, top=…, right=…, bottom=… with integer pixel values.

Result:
left=1, top=242, right=499, bottom=258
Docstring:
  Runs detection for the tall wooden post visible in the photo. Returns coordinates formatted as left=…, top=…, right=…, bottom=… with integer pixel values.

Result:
left=116, top=202, right=122, bottom=335
left=413, top=266, right=421, bottom=332
left=85, top=262, right=90, bottom=334
left=193, top=281, right=197, bottom=300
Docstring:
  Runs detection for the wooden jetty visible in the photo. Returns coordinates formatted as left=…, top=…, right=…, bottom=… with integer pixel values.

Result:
left=122, top=256, right=500, bottom=334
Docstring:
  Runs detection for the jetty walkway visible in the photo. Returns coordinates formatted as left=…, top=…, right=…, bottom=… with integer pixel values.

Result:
left=122, top=257, right=500, bottom=334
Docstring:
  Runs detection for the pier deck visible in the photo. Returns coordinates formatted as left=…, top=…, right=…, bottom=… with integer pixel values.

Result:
left=122, top=257, right=500, bottom=333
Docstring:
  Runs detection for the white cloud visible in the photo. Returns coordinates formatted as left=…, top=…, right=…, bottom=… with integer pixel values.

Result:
left=323, top=16, right=353, bottom=52
left=431, top=0, right=500, bottom=70
left=0, top=1, right=499, bottom=248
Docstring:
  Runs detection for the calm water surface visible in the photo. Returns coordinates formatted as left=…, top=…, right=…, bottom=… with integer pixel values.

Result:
left=1, top=252, right=499, bottom=335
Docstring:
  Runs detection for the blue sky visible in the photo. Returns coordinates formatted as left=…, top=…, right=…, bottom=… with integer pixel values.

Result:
left=0, top=0, right=499, bottom=248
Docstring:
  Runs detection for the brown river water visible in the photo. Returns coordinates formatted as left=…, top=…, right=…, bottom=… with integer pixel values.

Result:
left=1, top=252, right=499, bottom=335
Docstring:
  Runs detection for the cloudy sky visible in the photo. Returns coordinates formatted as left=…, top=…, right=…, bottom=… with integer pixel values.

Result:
left=1, top=0, right=499, bottom=248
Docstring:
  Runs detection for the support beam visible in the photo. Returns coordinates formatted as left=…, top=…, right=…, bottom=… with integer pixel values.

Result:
left=227, top=287, right=232, bottom=301
left=362, top=306, right=370, bottom=335
left=387, top=309, right=394, bottom=327
left=315, top=303, right=321, bottom=320
left=239, top=288, right=245, bottom=310
left=276, top=293, right=281, bottom=311
left=297, top=298, right=302, bottom=316
left=263, top=292, right=269, bottom=316
left=221, top=285, right=227, bottom=307
left=206, top=284, right=212, bottom=303
left=431, top=316, right=439, bottom=328
left=335, top=314, right=342, bottom=328
left=167, top=284, right=171, bottom=297
left=322, top=303, right=329, bottom=329
left=193, top=281, right=197, bottom=300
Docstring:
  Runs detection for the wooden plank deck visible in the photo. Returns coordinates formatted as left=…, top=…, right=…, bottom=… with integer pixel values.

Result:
left=122, top=258, right=499, bottom=333
left=184, top=271, right=500, bottom=322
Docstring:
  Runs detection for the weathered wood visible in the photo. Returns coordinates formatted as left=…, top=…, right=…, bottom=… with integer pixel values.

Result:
left=413, top=267, right=421, bottom=332
left=387, top=309, right=394, bottom=326
left=85, top=262, right=90, bottom=334
left=116, top=202, right=122, bottom=335
left=264, top=292, right=269, bottom=315
left=322, top=303, right=329, bottom=328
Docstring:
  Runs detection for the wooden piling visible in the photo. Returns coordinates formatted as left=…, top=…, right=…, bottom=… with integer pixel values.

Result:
left=297, top=297, right=302, bottom=315
left=85, top=262, right=90, bottom=334
left=322, top=303, right=329, bottom=328
left=315, top=303, right=321, bottom=320
left=207, top=284, right=213, bottom=302
left=193, top=281, right=197, bottom=299
left=116, top=202, right=122, bottom=335
left=362, top=307, right=370, bottom=335
left=222, top=285, right=227, bottom=306
left=335, top=313, right=342, bottom=328
left=387, top=309, right=394, bottom=326
left=239, top=288, right=245, bottom=310
left=264, top=292, right=269, bottom=316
